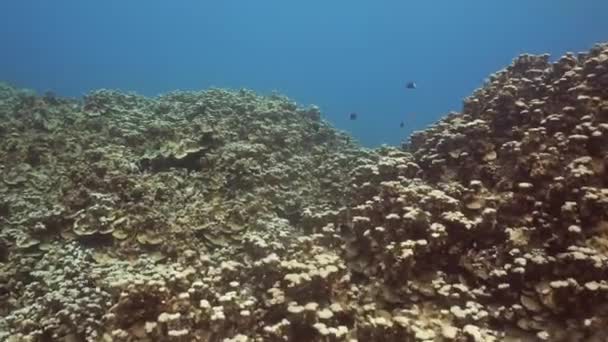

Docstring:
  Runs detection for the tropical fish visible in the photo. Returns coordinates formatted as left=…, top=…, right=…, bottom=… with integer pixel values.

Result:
left=406, top=81, right=417, bottom=89
left=349, top=112, right=357, bottom=120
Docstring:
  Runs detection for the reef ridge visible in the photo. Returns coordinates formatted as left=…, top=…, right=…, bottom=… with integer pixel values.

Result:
left=1, top=43, right=608, bottom=341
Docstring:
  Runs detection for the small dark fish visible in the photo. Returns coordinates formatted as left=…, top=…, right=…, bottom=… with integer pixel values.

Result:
left=349, top=112, right=357, bottom=120
left=405, top=81, right=417, bottom=89
left=400, top=121, right=405, bottom=128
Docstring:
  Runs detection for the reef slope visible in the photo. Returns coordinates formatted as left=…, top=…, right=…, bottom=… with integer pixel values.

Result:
left=1, top=43, right=608, bottom=341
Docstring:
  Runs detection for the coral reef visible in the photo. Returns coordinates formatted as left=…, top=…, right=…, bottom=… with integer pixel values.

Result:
left=1, top=42, right=608, bottom=341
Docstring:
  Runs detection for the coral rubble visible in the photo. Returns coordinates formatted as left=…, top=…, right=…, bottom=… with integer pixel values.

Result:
left=1, top=43, right=608, bottom=341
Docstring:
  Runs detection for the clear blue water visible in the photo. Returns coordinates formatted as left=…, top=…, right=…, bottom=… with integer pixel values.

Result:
left=1, top=1, right=607, bottom=146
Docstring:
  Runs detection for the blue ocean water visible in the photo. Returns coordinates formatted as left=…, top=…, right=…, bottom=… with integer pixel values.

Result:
left=1, top=1, right=606, bottom=147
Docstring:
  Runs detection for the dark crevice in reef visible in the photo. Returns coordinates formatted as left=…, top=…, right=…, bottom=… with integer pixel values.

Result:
left=138, top=148, right=208, bottom=172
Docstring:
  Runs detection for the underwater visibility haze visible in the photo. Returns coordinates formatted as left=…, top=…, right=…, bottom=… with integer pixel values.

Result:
left=1, top=1, right=608, bottom=146
left=2, top=1, right=608, bottom=341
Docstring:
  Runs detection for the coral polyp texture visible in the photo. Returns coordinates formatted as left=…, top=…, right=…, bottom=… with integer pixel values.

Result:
left=1, top=43, right=608, bottom=342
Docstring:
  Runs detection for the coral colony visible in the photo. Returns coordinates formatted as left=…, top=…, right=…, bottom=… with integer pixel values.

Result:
left=1, top=43, right=608, bottom=341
